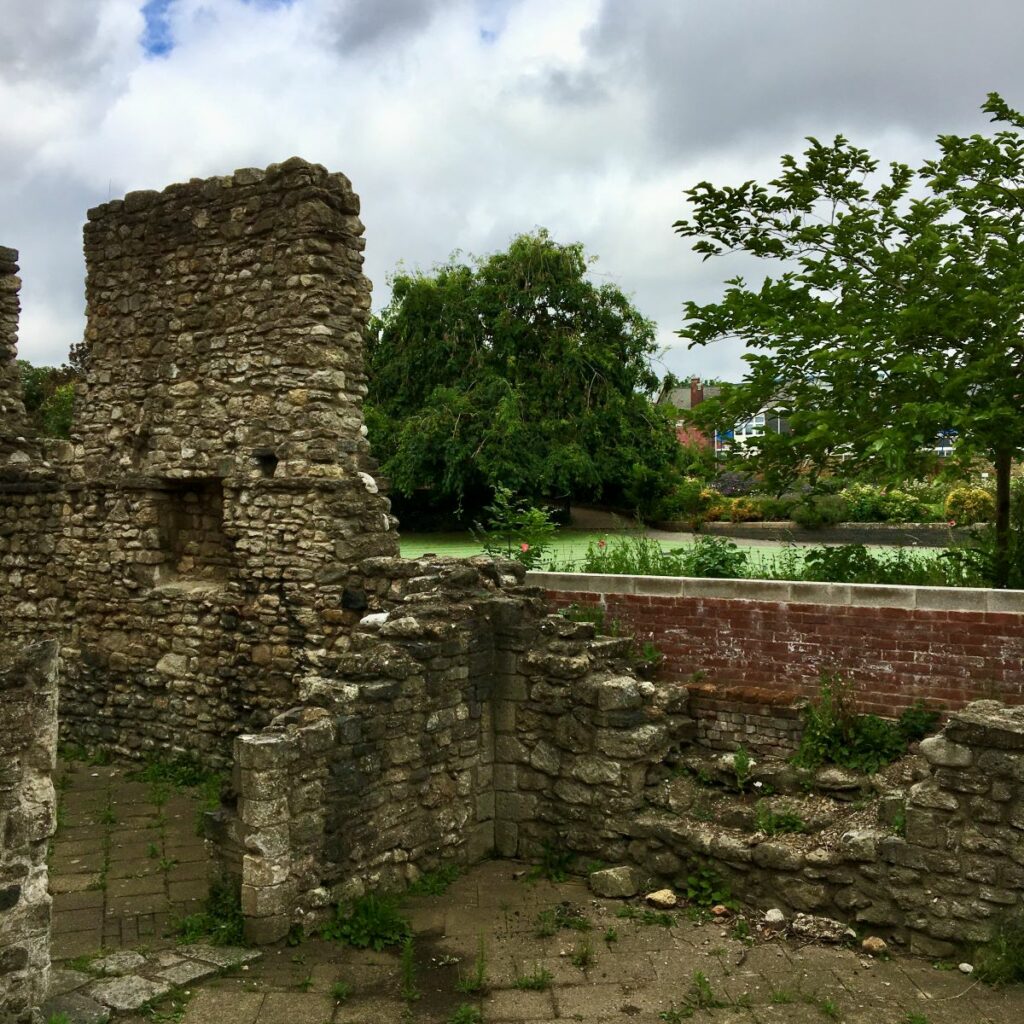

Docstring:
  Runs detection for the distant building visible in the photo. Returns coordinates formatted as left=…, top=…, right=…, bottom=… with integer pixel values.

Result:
left=656, top=377, right=720, bottom=449
left=657, top=377, right=789, bottom=456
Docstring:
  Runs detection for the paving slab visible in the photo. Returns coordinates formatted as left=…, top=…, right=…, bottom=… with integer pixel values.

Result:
left=87, top=975, right=172, bottom=1011
left=179, top=988, right=266, bottom=1024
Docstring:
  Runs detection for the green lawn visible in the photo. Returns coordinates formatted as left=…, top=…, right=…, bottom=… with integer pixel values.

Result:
left=398, top=529, right=946, bottom=573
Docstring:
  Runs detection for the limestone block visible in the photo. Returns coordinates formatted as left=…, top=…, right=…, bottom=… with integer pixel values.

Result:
left=919, top=734, right=973, bottom=768
left=588, top=866, right=643, bottom=899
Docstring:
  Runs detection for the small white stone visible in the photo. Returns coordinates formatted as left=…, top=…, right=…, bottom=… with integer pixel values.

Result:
left=764, top=908, right=786, bottom=928
left=958, top=962, right=974, bottom=975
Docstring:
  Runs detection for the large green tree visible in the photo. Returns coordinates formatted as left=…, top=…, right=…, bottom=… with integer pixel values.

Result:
left=366, top=230, right=679, bottom=519
left=675, top=93, right=1024, bottom=586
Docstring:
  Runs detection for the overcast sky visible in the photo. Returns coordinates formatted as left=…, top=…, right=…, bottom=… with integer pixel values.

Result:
left=5, top=0, right=1024, bottom=382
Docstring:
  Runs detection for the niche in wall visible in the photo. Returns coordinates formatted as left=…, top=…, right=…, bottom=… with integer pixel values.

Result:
left=154, top=478, right=234, bottom=582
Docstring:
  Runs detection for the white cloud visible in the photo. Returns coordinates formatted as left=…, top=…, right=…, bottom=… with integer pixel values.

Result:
left=5, top=0, right=1024, bottom=379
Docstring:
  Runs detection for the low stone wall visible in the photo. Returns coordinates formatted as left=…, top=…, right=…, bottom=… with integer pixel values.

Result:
left=532, top=572, right=1024, bottom=721
left=628, top=701, right=1024, bottom=957
left=0, top=642, right=58, bottom=1024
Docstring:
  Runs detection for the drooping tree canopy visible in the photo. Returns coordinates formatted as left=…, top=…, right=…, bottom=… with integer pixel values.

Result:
left=675, top=93, right=1024, bottom=586
left=366, top=230, right=680, bottom=521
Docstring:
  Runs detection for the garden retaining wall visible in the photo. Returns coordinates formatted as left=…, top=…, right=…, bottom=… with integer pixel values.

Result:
left=531, top=572, right=1024, bottom=748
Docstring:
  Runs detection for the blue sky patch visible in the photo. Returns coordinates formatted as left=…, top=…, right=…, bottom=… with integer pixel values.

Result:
left=141, top=0, right=175, bottom=56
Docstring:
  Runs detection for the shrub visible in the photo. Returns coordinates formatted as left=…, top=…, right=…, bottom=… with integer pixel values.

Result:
left=472, top=486, right=556, bottom=568
left=714, top=470, right=758, bottom=497
left=320, top=893, right=412, bottom=951
left=791, top=494, right=849, bottom=529
left=727, top=497, right=762, bottom=522
left=794, top=676, right=940, bottom=774
left=975, top=911, right=1024, bottom=985
left=654, top=478, right=708, bottom=521
left=945, top=486, right=995, bottom=525
left=751, top=495, right=797, bottom=521
left=878, top=489, right=930, bottom=523
left=677, top=537, right=748, bottom=578
left=839, top=483, right=888, bottom=522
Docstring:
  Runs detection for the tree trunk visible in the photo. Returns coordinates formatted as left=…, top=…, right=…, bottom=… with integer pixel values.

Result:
left=994, top=447, right=1012, bottom=589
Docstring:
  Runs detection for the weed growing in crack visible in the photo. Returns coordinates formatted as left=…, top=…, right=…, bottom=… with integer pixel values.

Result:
left=399, top=937, right=420, bottom=1002
left=571, top=935, right=595, bottom=971
left=512, top=965, right=553, bottom=991
left=455, top=936, right=488, bottom=995
left=320, top=893, right=411, bottom=951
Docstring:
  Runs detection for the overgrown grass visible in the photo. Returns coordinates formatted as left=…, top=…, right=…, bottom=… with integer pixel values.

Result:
left=975, top=912, right=1024, bottom=985
left=320, top=893, right=412, bottom=951
left=794, top=675, right=940, bottom=774
left=175, top=875, right=244, bottom=946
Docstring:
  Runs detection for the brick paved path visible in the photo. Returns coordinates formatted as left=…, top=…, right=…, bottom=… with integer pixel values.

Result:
left=50, top=759, right=212, bottom=959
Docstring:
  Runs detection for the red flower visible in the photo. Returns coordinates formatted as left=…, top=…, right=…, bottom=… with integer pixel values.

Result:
left=598, top=538, right=606, bottom=549
left=520, top=542, right=530, bottom=551
left=948, top=519, right=957, bottom=527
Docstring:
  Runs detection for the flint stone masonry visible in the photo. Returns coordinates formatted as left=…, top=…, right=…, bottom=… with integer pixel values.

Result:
left=0, top=161, right=399, bottom=760
left=0, top=642, right=58, bottom=1024
left=0, top=246, right=29, bottom=455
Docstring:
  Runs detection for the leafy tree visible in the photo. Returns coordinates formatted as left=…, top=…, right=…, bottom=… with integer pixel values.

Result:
left=675, top=93, right=1024, bottom=586
left=366, top=230, right=679, bottom=519
left=18, top=360, right=76, bottom=439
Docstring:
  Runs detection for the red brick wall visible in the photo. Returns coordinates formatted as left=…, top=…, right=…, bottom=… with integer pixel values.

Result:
left=536, top=576, right=1024, bottom=719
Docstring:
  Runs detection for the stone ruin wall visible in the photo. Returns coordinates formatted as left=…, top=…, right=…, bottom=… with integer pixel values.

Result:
left=0, top=642, right=58, bottom=1024
left=4, top=163, right=1024, bottom=965
left=1, top=161, right=401, bottom=763
left=0, top=246, right=30, bottom=451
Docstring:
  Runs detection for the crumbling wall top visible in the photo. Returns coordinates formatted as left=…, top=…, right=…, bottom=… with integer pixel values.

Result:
left=78, top=157, right=377, bottom=482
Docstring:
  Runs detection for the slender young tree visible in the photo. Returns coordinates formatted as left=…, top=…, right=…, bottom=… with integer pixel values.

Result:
left=675, top=93, right=1024, bottom=586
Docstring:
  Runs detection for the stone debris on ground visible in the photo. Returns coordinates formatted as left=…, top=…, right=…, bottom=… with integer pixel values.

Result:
left=644, top=888, right=678, bottom=909
left=39, top=945, right=261, bottom=1022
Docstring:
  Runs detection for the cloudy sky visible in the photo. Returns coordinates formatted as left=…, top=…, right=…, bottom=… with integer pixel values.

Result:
left=5, top=0, right=1024, bottom=382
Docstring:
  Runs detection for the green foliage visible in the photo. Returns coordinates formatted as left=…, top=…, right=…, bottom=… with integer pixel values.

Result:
left=537, top=902, right=592, bottom=935
left=616, top=906, right=675, bottom=928
left=407, top=864, right=461, bottom=896
left=840, top=483, right=930, bottom=523
left=447, top=1006, right=483, bottom=1024
left=399, top=937, right=420, bottom=1002
left=331, top=980, right=352, bottom=1003
left=367, top=229, right=680, bottom=520
left=945, top=486, right=995, bottom=525
left=47, top=1014, right=72, bottom=1024
left=18, top=361, right=76, bottom=439
left=731, top=746, right=752, bottom=793
left=531, top=840, right=575, bottom=882
left=795, top=676, right=940, bottom=774
left=471, top=487, right=557, bottom=568
left=559, top=533, right=747, bottom=579
left=174, top=876, right=244, bottom=946
left=943, top=478, right=1024, bottom=588
left=513, top=965, right=553, bottom=991
left=791, top=494, right=849, bottom=529
left=974, top=912, right=1024, bottom=985
left=659, top=971, right=728, bottom=1019
left=455, top=936, right=489, bottom=994
left=676, top=95, right=1024, bottom=586
left=320, top=893, right=412, bottom=951
left=570, top=935, right=595, bottom=970
left=753, top=801, right=807, bottom=836
left=685, top=863, right=736, bottom=910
